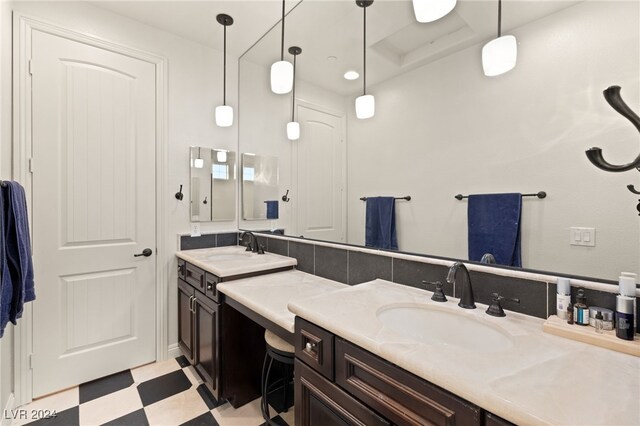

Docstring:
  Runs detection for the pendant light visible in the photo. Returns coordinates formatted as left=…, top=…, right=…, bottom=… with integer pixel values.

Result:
left=216, top=150, right=227, bottom=163
left=287, top=46, right=302, bottom=141
left=194, top=147, right=204, bottom=168
left=271, top=0, right=294, bottom=94
left=215, top=14, right=234, bottom=127
left=355, top=0, right=375, bottom=120
left=482, top=0, right=517, bottom=77
left=412, top=0, right=456, bottom=23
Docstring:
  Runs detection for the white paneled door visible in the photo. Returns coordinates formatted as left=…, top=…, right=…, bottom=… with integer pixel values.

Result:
left=294, top=104, right=345, bottom=242
left=30, top=30, right=157, bottom=397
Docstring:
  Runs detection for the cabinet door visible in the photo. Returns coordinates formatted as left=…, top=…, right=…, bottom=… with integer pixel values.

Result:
left=295, top=359, right=390, bottom=426
left=194, top=292, right=220, bottom=400
left=178, top=279, right=195, bottom=364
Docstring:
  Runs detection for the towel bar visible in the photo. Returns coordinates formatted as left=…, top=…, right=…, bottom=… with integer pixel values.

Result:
left=360, top=196, right=411, bottom=201
left=455, top=191, right=546, bottom=200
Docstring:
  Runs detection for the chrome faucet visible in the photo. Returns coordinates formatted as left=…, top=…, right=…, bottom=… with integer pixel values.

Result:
left=446, top=262, right=476, bottom=309
left=240, top=231, right=265, bottom=254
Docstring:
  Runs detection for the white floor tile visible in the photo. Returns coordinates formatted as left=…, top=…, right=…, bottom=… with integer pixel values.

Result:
left=131, top=359, right=181, bottom=384
left=279, top=407, right=295, bottom=426
left=144, top=388, right=209, bottom=426
left=79, top=386, right=142, bottom=425
left=183, top=365, right=204, bottom=386
left=11, top=387, right=79, bottom=426
left=212, top=398, right=269, bottom=426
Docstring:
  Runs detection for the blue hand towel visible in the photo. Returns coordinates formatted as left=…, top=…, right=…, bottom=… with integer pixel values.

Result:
left=264, top=200, right=279, bottom=219
left=468, top=193, right=522, bottom=267
left=0, top=186, right=12, bottom=338
left=0, top=182, right=35, bottom=338
left=365, top=197, right=398, bottom=250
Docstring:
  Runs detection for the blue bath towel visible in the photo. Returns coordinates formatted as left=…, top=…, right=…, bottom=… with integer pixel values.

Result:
left=265, top=200, right=279, bottom=219
left=468, top=193, right=522, bottom=267
left=365, top=197, right=398, bottom=250
left=0, top=182, right=35, bottom=338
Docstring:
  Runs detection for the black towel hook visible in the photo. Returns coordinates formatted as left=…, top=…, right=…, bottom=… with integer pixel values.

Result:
left=585, top=86, right=640, bottom=172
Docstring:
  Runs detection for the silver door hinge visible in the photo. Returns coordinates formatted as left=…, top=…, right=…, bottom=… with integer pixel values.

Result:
left=28, top=158, right=34, bottom=173
left=28, top=60, right=33, bottom=75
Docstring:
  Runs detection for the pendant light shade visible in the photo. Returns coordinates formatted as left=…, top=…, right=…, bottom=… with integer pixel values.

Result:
left=287, top=46, right=302, bottom=141
left=287, top=121, right=300, bottom=140
left=412, top=0, right=456, bottom=23
left=482, top=0, right=517, bottom=77
left=215, top=14, right=234, bottom=127
left=355, top=0, right=374, bottom=120
left=195, top=148, right=204, bottom=168
left=271, top=0, right=293, bottom=94
left=271, top=61, right=294, bottom=94
left=216, top=150, right=227, bottom=163
left=355, top=94, right=375, bottom=119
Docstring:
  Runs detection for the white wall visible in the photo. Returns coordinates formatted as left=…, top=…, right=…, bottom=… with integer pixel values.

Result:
left=1, top=0, right=15, bottom=415
left=238, top=59, right=347, bottom=234
left=2, top=1, right=241, bottom=375
left=347, top=1, right=640, bottom=280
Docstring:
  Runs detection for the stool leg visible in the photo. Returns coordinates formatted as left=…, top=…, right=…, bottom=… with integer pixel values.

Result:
left=282, top=363, right=290, bottom=413
left=261, top=354, right=274, bottom=423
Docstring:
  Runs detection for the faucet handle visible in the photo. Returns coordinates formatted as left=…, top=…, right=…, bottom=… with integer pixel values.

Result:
left=486, top=293, right=520, bottom=317
left=257, top=243, right=265, bottom=255
left=421, top=280, right=448, bottom=303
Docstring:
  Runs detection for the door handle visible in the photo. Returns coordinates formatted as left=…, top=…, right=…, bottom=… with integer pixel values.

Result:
left=134, top=248, right=153, bottom=257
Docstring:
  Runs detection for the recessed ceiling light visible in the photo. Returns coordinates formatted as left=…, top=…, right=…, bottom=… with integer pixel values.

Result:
left=344, top=71, right=360, bottom=80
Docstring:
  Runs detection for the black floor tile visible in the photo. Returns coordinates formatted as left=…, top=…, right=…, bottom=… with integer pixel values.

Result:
left=196, top=384, right=220, bottom=410
left=176, top=355, right=190, bottom=368
left=79, top=370, right=134, bottom=404
left=137, top=369, right=192, bottom=406
left=101, top=408, right=149, bottom=426
left=260, top=415, right=289, bottom=426
left=180, top=412, right=219, bottom=426
left=28, top=406, right=79, bottom=426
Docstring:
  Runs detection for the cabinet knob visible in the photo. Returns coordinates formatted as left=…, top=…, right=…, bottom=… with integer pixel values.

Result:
left=207, top=283, right=213, bottom=291
left=305, top=342, right=317, bottom=352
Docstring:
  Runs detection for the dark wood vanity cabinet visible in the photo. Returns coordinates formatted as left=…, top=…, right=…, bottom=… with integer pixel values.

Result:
left=177, top=259, right=221, bottom=400
left=295, top=318, right=513, bottom=426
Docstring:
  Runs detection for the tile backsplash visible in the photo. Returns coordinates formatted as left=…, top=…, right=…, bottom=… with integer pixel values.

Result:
left=177, top=231, right=639, bottom=328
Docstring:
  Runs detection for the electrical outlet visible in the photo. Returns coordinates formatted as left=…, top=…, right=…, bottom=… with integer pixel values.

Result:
left=190, top=222, right=201, bottom=237
left=570, top=227, right=595, bottom=247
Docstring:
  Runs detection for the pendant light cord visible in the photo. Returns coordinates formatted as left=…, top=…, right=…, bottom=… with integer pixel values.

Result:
left=223, top=24, right=227, bottom=105
left=497, top=0, right=502, bottom=37
left=292, top=54, right=296, bottom=121
left=280, top=0, right=286, bottom=61
left=363, top=4, right=367, bottom=96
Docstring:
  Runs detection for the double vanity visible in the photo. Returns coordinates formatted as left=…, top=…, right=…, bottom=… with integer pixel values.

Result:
left=176, top=243, right=640, bottom=425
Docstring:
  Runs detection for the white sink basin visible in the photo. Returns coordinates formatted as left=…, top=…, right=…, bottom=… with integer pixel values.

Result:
left=377, top=304, right=513, bottom=353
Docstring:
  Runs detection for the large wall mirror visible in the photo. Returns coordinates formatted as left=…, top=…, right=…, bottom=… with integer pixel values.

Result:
left=238, top=0, right=640, bottom=281
left=241, top=153, right=280, bottom=220
left=190, top=147, right=237, bottom=222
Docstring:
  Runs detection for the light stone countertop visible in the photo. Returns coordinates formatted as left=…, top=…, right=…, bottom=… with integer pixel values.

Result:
left=176, top=246, right=297, bottom=277
left=288, top=279, right=640, bottom=426
left=217, top=270, right=347, bottom=333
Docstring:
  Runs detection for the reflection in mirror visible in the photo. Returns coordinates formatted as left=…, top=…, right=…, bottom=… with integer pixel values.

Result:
left=190, top=147, right=236, bottom=222
left=241, top=154, right=280, bottom=221
left=238, top=1, right=640, bottom=280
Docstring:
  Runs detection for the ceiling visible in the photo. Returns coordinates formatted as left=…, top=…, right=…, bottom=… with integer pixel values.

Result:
left=90, top=0, right=584, bottom=95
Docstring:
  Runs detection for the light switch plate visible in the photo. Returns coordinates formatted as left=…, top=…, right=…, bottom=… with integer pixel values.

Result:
left=570, top=227, right=595, bottom=247
left=190, top=222, right=201, bottom=237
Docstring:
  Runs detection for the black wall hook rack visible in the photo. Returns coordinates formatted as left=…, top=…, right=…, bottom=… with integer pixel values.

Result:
left=175, top=185, right=184, bottom=200
left=586, top=86, right=640, bottom=172
left=282, top=189, right=290, bottom=202
left=360, top=196, right=411, bottom=201
left=455, top=191, right=546, bottom=200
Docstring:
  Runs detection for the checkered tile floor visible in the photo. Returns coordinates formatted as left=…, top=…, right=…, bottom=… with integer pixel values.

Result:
left=12, top=357, right=294, bottom=426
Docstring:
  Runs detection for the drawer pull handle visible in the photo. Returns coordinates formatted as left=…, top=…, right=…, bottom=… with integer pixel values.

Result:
left=306, top=342, right=317, bottom=352
left=207, top=283, right=213, bottom=291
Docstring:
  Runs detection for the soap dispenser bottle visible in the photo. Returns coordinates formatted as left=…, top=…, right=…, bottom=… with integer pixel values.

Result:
left=616, top=273, right=637, bottom=340
left=573, top=288, right=589, bottom=326
left=556, top=278, right=571, bottom=320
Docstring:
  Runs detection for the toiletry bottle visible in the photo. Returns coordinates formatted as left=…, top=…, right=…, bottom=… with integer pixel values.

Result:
left=618, top=273, right=637, bottom=332
left=595, top=312, right=604, bottom=334
left=556, top=278, right=571, bottom=320
left=573, top=288, right=589, bottom=326
left=616, top=296, right=635, bottom=340
left=567, top=301, right=574, bottom=325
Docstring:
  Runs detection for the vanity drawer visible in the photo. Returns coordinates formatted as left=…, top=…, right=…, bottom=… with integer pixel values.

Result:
left=295, top=317, right=334, bottom=380
left=205, top=272, right=219, bottom=302
left=185, top=262, right=205, bottom=292
left=335, top=339, right=482, bottom=426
